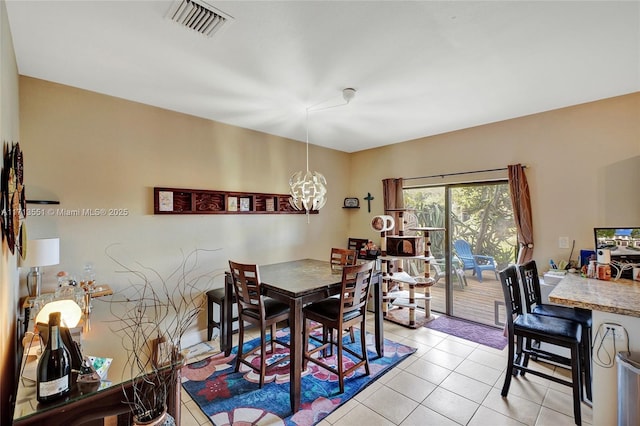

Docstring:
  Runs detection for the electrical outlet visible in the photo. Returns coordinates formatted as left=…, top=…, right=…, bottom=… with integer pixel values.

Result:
left=559, top=236, right=570, bottom=249
left=604, top=323, right=627, bottom=341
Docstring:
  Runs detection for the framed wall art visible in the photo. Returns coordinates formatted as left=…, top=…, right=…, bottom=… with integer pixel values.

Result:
left=1, top=142, right=26, bottom=257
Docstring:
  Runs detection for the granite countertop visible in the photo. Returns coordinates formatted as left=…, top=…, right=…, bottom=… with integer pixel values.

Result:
left=548, top=273, right=640, bottom=317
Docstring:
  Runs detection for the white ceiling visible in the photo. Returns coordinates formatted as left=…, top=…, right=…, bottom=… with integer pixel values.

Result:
left=5, top=1, right=640, bottom=153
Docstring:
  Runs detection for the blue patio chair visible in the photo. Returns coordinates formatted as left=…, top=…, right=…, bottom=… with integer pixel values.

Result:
left=453, top=239, right=499, bottom=282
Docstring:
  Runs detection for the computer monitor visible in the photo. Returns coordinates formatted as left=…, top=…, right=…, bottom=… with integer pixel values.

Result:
left=593, top=227, right=640, bottom=279
left=594, top=227, right=640, bottom=254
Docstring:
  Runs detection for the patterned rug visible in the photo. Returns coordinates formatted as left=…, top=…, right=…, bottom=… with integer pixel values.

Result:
left=182, top=328, right=416, bottom=425
left=424, top=315, right=508, bottom=350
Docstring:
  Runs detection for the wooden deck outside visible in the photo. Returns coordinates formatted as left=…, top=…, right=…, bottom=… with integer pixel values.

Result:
left=429, top=270, right=507, bottom=328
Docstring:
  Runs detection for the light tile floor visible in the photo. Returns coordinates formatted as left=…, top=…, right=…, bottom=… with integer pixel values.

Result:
left=180, top=316, right=592, bottom=425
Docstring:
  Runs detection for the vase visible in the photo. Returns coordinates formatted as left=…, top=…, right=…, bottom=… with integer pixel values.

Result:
left=133, top=407, right=176, bottom=426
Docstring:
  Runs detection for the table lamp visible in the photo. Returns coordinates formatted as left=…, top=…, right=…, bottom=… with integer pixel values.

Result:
left=35, top=299, right=83, bottom=328
left=21, top=238, right=60, bottom=297
left=34, top=299, right=84, bottom=370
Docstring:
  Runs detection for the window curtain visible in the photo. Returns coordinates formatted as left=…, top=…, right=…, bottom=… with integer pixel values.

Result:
left=508, top=164, right=534, bottom=264
left=382, top=178, right=404, bottom=234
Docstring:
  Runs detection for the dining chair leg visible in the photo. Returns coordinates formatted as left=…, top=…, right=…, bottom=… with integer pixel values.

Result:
left=337, top=327, right=345, bottom=394
left=270, top=323, right=277, bottom=354
left=360, top=324, right=370, bottom=376
left=325, top=327, right=334, bottom=357
left=260, top=325, right=267, bottom=388
left=219, top=296, right=226, bottom=342
left=326, top=326, right=354, bottom=355
left=207, top=297, right=215, bottom=341
left=514, top=335, right=523, bottom=374
left=303, top=318, right=310, bottom=370
left=235, top=322, right=245, bottom=373
left=501, top=335, right=516, bottom=396
left=582, top=328, right=592, bottom=401
left=571, top=344, right=582, bottom=425
left=521, top=336, right=531, bottom=375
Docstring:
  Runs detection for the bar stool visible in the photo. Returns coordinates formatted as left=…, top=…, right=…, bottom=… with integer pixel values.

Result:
left=303, top=261, right=375, bottom=393
left=499, top=265, right=584, bottom=425
left=206, top=287, right=238, bottom=343
left=518, top=260, right=592, bottom=402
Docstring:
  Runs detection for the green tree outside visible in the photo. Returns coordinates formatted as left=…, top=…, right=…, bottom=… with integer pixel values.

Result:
left=404, top=182, right=517, bottom=269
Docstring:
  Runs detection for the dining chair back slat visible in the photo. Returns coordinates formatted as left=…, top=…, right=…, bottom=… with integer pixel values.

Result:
left=341, top=264, right=372, bottom=317
left=330, top=248, right=358, bottom=271
left=519, top=260, right=542, bottom=311
left=229, top=262, right=263, bottom=313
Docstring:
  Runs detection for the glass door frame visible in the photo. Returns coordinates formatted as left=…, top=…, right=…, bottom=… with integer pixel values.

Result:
left=404, top=179, right=516, bottom=322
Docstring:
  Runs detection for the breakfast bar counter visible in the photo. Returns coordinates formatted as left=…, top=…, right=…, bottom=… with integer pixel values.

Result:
left=549, top=273, right=640, bottom=425
left=549, top=273, right=640, bottom=317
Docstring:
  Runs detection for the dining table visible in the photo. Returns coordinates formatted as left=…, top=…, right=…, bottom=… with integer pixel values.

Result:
left=223, top=258, right=384, bottom=412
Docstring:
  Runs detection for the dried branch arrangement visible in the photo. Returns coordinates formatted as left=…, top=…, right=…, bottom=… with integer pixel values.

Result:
left=105, top=246, right=223, bottom=422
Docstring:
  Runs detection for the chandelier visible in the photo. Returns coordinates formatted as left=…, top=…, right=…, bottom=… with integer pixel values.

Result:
left=289, top=88, right=356, bottom=213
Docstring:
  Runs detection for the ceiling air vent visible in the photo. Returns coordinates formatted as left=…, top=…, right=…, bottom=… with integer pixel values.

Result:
left=166, top=0, right=233, bottom=37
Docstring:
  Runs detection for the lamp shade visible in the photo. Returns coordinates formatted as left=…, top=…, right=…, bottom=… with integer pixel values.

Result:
left=20, top=238, right=60, bottom=268
left=35, top=299, right=83, bottom=328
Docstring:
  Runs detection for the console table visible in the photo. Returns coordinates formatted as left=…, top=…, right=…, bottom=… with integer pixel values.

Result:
left=13, top=296, right=181, bottom=426
left=13, top=359, right=182, bottom=426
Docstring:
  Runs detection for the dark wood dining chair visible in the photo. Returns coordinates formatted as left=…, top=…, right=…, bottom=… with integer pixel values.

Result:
left=206, top=287, right=238, bottom=344
left=347, top=238, right=368, bottom=259
left=330, top=247, right=358, bottom=272
left=327, top=248, right=358, bottom=346
left=518, top=260, right=593, bottom=402
left=499, top=265, right=583, bottom=425
left=228, top=260, right=291, bottom=388
left=302, top=261, right=375, bottom=393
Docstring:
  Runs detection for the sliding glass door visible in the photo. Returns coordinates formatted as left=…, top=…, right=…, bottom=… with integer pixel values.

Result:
left=404, top=181, right=517, bottom=326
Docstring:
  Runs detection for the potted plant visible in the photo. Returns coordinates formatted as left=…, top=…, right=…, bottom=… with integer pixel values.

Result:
left=106, top=247, right=222, bottom=425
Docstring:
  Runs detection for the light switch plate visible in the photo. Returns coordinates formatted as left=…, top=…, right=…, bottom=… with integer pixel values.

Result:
left=559, top=236, right=570, bottom=249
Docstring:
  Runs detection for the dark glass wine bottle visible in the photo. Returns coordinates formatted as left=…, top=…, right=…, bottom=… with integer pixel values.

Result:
left=36, top=311, right=71, bottom=403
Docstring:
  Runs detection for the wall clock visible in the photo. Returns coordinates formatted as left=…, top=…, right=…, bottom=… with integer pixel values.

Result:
left=343, top=197, right=360, bottom=208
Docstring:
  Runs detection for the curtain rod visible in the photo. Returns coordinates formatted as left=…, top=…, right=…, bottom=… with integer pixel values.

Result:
left=404, top=165, right=527, bottom=181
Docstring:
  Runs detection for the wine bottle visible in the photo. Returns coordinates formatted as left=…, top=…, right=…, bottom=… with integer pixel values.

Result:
left=36, top=311, right=71, bottom=403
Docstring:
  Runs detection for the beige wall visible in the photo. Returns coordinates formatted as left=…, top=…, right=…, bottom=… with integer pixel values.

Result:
left=0, top=0, right=20, bottom=423
left=19, top=74, right=639, bottom=374
left=19, top=76, right=353, bottom=359
left=349, top=93, right=640, bottom=270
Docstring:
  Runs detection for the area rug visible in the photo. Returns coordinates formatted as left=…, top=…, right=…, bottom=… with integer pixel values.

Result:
left=183, top=341, right=218, bottom=359
left=424, top=315, right=508, bottom=350
left=182, top=328, right=416, bottom=425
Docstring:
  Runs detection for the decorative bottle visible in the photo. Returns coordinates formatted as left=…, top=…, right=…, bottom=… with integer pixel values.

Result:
left=36, top=311, right=71, bottom=403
